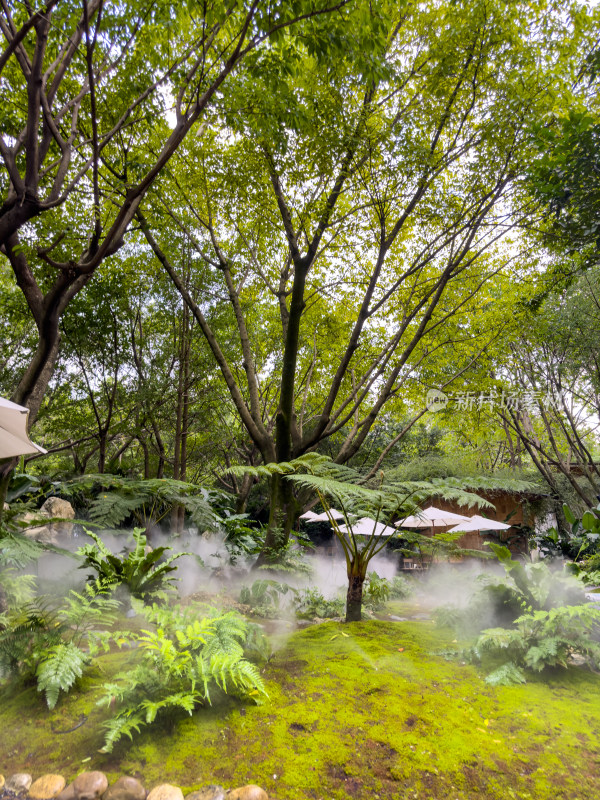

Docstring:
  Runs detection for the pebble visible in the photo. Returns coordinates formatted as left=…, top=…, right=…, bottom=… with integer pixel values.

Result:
left=146, top=785, right=184, bottom=800
left=227, top=787, right=268, bottom=800
left=185, top=788, right=225, bottom=800
left=72, top=773, right=109, bottom=800
left=103, top=777, right=146, bottom=800
left=6, top=774, right=33, bottom=794
left=0, top=773, right=266, bottom=800
left=55, top=784, right=75, bottom=800
left=29, top=775, right=66, bottom=799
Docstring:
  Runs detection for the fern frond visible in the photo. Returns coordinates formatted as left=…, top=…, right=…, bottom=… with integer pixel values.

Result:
left=36, top=642, right=88, bottom=709
left=485, top=662, right=527, bottom=686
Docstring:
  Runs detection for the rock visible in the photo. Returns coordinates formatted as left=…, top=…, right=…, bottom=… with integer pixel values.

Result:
left=29, top=775, right=67, bottom=800
left=72, top=773, right=109, bottom=800
left=21, top=497, right=75, bottom=543
left=40, top=496, right=76, bottom=537
left=6, top=774, right=33, bottom=794
left=103, top=777, right=146, bottom=800
left=55, top=784, right=76, bottom=800
left=146, top=786, right=184, bottom=800
left=21, top=510, right=57, bottom=544
left=185, top=788, right=226, bottom=800
left=227, top=787, right=268, bottom=800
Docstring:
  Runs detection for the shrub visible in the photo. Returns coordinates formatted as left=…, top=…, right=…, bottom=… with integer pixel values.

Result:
left=473, top=604, right=600, bottom=685
left=293, top=588, right=345, bottom=619
left=239, top=579, right=291, bottom=618
left=0, top=588, right=119, bottom=708
left=363, top=572, right=391, bottom=609
left=97, top=602, right=267, bottom=752
left=77, top=528, right=188, bottom=602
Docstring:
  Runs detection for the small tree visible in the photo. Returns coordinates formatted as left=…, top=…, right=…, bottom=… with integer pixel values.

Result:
left=228, top=455, right=527, bottom=621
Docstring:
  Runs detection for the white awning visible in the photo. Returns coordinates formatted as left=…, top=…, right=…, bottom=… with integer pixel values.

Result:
left=0, top=397, right=46, bottom=459
left=447, top=515, right=511, bottom=533
left=300, top=508, right=345, bottom=523
left=397, top=505, right=470, bottom=528
left=338, top=517, right=397, bottom=538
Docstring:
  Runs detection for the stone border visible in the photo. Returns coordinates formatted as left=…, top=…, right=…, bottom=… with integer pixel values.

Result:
left=0, top=773, right=267, bottom=800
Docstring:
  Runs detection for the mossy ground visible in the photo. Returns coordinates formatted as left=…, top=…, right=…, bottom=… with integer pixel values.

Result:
left=2, top=616, right=600, bottom=800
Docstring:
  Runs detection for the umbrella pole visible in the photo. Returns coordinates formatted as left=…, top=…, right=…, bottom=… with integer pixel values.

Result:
left=0, top=471, right=9, bottom=529
left=0, top=457, right=15, bottom=530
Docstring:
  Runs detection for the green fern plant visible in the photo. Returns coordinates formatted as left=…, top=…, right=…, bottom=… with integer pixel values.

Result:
left=77, top=528, right=188, bottom=601
left=293, top=588, right=345, bottom=620
left=36, top=642, right=88, bottom=709
left=472, top=604, right=600, bottom=685
left=58, top=475, right=221, bottom=532
left=0, top=587, right=119, bottom=708
left=239, top=579, right=291, bottom=618
left=97, top=602, right=268, bottom=752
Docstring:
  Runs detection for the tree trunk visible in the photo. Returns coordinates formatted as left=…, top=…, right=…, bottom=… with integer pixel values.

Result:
left=254, top=472, right=296, bottom=567
left=345, top=569, right=365, bottom=622
left=98, top=430, right=107, bottom=474
left=12, top=334, right=61, bottom=424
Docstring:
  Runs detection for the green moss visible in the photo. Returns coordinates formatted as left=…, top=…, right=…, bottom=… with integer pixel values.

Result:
left=2, top=620, right=600, bottom=799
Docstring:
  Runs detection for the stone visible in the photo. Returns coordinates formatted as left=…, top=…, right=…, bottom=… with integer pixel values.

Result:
left=21, top=497, right=75, bottom=544
left=6, top=774, right=33, bottom=794
left=72, top=773, right=109, bottom=800
left=185, top=788, right=226, bottom=800
left=40, top=496, right=76, bottom=537
left=227, top=787, right=268, bottom=800
left=29, top=775, right=66, bottom=800
left=146, top=786, right=183, bottom=800
left=103, top=777, right=146, bottom=800
left=55, top=784, right=76, bottom=800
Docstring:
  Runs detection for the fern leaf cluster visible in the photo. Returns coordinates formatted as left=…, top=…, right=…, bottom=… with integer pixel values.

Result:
left=98, top=602, right=268, bottom=752
left=0, top=586, right=121, bottom=706
left=77, top=528, right=188, bottom=600
left=473, top=604, right=600, bottom=684
left=59, top=475, right=221, bottom=531
left=36, top=642, right=88, bottom=709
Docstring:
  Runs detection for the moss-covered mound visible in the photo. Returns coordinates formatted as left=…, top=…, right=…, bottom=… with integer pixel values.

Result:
left=2, top=619, right=600, bottom=799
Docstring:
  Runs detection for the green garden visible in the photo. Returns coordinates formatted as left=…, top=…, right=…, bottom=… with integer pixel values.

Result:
left=2, top=0, right=600, bottom=798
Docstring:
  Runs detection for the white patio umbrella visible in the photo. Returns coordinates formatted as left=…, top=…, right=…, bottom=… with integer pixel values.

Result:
left=338, top=517, right=397, bottom=538
left=0, top=397, right=46, bottom=459
left=300, top=508, right=345, bottom=523
left=397, top=505, right=470, bottom=529
left=447, top=515, right=511, bottom=534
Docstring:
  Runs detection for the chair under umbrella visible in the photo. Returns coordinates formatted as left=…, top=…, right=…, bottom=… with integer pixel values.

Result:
left=446, top=515, right=511, bottom=533
left=0, top=397, right=46, bottom=459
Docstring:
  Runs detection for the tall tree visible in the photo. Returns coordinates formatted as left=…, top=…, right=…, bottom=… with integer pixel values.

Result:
left=0, top=0, right=349, bottom=422
left=140, top=0, right=593, bottom=557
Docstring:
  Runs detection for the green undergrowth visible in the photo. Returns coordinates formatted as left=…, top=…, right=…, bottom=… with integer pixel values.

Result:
left=1, top=619, right=600, bottom=799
